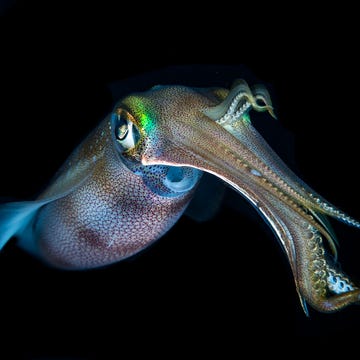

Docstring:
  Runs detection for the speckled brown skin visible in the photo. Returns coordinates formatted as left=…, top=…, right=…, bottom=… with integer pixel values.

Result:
left=26, top=87, right=227, bottom=270
left=2, top=82, right=360, bottom=314
left=32, top=118, right=197, bottom=269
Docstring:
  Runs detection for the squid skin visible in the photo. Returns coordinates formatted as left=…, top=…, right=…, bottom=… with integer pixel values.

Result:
left=1, top=78, right=360, bottom=315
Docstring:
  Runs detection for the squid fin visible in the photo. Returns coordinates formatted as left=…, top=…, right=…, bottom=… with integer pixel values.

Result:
left=0, top=201, right=44, bottom=250
left=0, top=162, right=94, bottom=251
left=0, top=124, right=102, bottom=251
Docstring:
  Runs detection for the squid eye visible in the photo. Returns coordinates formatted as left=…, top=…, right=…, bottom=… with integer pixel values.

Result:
left=112, top=110, right=140, bottom=151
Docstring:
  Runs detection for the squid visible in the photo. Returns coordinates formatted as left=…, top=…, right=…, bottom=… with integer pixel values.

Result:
left=1, top=78, right=360, bottom=315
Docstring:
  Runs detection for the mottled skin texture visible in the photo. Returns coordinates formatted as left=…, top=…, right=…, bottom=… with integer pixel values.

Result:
left=2, top=80, right=360, bottom=314
left=34, top=122, right=193, bottom=268
left=32, top=118, right=197, bottom=269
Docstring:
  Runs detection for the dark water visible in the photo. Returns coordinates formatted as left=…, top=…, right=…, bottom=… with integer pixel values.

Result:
left=1, top=2, right=360, bottom=358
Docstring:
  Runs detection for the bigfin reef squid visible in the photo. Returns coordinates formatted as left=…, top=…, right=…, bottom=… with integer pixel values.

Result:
left=1, top=77, right=360, bottom=316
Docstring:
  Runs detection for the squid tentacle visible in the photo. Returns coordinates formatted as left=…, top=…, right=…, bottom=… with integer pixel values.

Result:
left=205, top=80, right=360, bottom=229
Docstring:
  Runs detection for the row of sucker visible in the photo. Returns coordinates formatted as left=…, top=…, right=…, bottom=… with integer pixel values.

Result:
left=221, top=143, right=338, bottom=254
left=216, top=87, right=360, bottom=229
left=308, top=192, right=360, bottom=228
left=214, top=91, right=323, bottom=212
left=217, top=95, right=251, bottom=125
left=307, top=225, right=357, bottom=297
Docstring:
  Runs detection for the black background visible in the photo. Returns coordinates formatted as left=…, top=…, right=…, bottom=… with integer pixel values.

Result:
left=1, top=1, right=360, bottom=358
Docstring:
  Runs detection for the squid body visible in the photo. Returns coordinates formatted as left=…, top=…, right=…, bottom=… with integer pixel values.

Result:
left=1, top=79, right=360, bottom=315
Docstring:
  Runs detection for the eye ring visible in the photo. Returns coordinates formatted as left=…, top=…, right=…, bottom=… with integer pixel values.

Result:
left=112, top=109, right=141, bottom=151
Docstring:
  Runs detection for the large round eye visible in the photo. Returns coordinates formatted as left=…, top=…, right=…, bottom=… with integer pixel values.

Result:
left=112, top=109, right=140, bottom=151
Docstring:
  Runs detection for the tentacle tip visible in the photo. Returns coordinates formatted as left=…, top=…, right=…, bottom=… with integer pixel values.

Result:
left=269, top=108, right=277, bottom=120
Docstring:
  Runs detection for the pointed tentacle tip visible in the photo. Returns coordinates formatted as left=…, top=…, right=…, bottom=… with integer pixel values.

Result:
left=320, top=289, right=360, bottom=313
left=297, top=264, right=360, bottom=315
left=250, top=83, right=277, bottom=120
